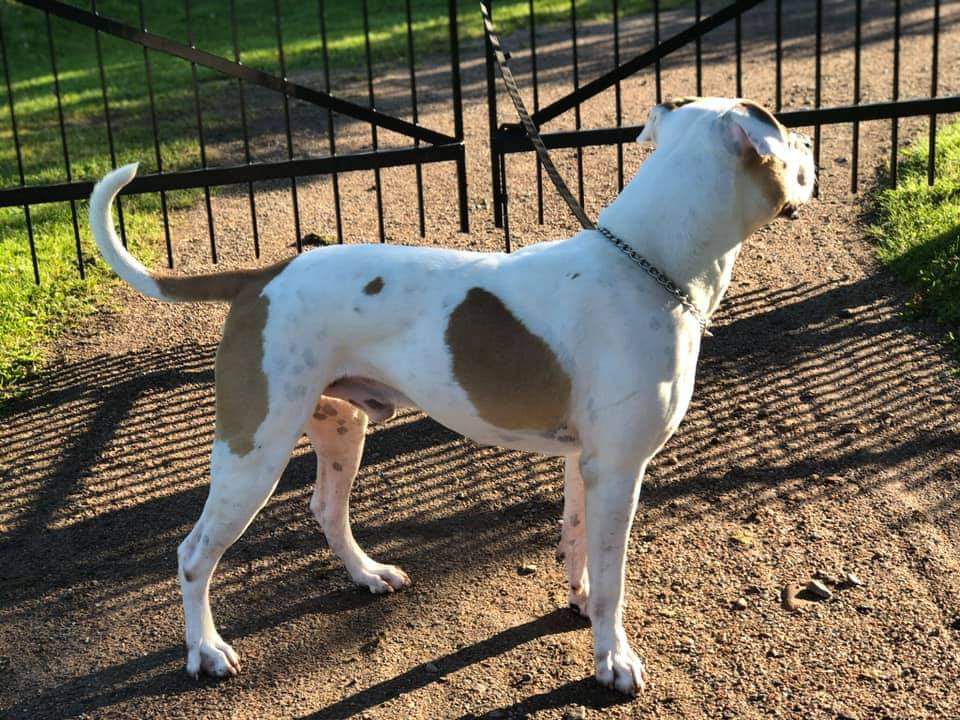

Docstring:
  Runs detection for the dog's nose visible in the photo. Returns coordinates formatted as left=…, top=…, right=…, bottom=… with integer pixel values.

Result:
left=779, top=203, right=800, bottom=220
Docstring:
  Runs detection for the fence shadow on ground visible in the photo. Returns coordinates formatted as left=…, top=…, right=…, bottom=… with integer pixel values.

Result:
left=1, top=271, right=959, bottom=718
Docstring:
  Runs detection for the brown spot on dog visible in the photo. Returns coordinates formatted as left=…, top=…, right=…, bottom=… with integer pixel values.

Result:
left=336, top=418, right=346, bottom=426
left=215, top=294, right=269, bottom=456
left=332, top=462, right=343, bottom=472
left=322, top=403, right=337, bottom=416
left=337, top=426, right=348, bottom=435
left=445, top=287, right=571, bottom=431
left=363, top=276, right=384, bottom=295
left=747, top=154, right=789, bottom=211
left=312, top=411, right=326, bottom=421
left=157, top=257, right=292, bottom=302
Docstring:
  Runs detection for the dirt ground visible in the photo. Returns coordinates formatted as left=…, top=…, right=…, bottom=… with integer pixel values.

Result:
left=3, top=1, right=960, bottom=718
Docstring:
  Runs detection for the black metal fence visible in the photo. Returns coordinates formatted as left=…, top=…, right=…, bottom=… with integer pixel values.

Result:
left=1, top=0, right=958, bottom=283
left=484, top=0, right=959, bottom=248
left=0, top=0, right=468, bottom=283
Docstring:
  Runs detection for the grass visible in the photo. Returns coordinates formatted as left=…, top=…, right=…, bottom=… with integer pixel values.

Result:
left=0, top=0, right=666, bottom=399
left=869, top=120, right=960, bottom=352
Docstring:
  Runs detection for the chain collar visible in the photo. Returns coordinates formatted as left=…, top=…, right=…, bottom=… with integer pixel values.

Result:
left=596, top=225, right=711, bottom=335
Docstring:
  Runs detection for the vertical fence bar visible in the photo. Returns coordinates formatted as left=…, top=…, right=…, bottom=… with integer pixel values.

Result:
left=695, top=0, right=702, bottom=97
left=530, top=0, right=544, bottom=221
left=362, top=0, right=386, bottom=243
left=734, top=7, right=742, bottom=98
left=653, top=0, right=661, bottom=103
left=404, top=0, right=426, bottom=238
left=891, top=0, right=901, bottom=187
left=0, top=14, right=39, bottom=284
left=138, top=0, right=173, bottom=268
left=851, top=0, right=862, bottom=192
left=186, top=0, right=217, bottom=263
left=613, top=0, right=624, bottom=192
left=813, top=0, right=822, bottom=198
left=318, top=0, right=343, bottom=244
left=928, top=0, right=940, bottom=185
left=273, top=0, right=303, bottom=251
left=447, top=0, right=468, bottom=233
left=230, top=0, right=261, bottom=256
left=775, top=0, right=782, bottom=111
left=484, top=0, right=502, bottom=229
left=499, top=152, right=510, bottom=252
left=91, top=0, right=126, bottom=248
left=570, top=0, right=584, bottom=209
left=45, top=11, right=84, bottom=278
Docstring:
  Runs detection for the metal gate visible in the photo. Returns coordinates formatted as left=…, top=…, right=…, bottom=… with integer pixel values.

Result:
left=484, top=0, right=960, bottom=248
left=0, top=0, right=468, bottom=283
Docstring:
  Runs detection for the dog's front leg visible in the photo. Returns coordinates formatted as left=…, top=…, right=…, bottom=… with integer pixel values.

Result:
left=581, top=453, right=647, bottom=695
left=558, top=456, right=590, bottom=616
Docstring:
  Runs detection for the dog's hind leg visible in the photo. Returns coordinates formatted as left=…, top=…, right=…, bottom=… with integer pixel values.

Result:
left=558, top=455, right=590, bottom=617
left=178, top=438, right=294, bottom=678
left=305, top=397, right=410, bottom=593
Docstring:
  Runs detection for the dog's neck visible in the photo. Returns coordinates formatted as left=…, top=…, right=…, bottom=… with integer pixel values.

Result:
left=598, top=146, right=750, bottom=320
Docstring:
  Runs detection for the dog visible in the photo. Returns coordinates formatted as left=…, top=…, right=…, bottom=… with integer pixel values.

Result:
left=89, top=97, right=814, bottom=695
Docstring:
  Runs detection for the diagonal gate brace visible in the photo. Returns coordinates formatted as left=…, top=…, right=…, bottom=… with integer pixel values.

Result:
left=530, top=0, right=766, bottom=127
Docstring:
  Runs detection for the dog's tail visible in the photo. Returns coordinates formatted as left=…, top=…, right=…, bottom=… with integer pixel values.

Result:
left=89, top=164, right=290, bottom=303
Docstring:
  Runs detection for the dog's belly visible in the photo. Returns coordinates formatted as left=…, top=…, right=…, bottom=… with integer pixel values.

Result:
left=324, top=372, right=580, bottom=456
left=323, top=376, right=413, bottom=423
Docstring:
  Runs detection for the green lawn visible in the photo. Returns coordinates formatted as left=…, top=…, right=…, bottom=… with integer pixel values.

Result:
left=0, top=0, right=664, bottom=399
left=869, top=120, right=960, bottom=353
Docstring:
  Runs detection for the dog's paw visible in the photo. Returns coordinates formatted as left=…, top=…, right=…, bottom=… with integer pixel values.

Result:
left=595, top=642, right=647, bottom=696
left=352, top=562, right=411, bottom=594
left=186, top=636, right=240, bottom=679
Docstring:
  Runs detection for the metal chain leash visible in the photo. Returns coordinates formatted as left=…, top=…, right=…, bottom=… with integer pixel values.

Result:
left=480, top=2, right=710, bottom=335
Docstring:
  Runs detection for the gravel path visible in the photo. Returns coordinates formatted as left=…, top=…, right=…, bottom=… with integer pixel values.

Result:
left=2, top=1, right=960, bottom=718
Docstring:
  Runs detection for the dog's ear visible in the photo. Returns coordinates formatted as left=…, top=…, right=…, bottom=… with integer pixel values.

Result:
left=637, top=103, right=668, bottom=145
left=720, top=104, right=786, bottom=159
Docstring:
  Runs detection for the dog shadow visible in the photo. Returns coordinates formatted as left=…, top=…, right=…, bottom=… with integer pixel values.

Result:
left=296, top=608, right=634, bottom=720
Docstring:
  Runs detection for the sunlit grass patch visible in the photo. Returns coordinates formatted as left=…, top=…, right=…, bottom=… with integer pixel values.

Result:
left=869, top=121, right=960, bottom=352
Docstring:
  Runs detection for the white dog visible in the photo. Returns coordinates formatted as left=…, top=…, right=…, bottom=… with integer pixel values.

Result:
left=89, top=97, right=814, bottom=695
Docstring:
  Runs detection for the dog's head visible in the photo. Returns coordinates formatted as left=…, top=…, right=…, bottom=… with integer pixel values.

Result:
left=638, top=97, right=815, bottom=232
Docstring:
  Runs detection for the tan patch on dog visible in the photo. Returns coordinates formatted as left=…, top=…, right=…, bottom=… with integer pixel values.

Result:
left=156, top=257, right=292, bottom=302
left=363, top=276, right=384, bottom=295
left=747, top=154, right=789, bottom=211
left=213, top=262, right=292, bottom=457
left=445, top=287, right=571, bottom=431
